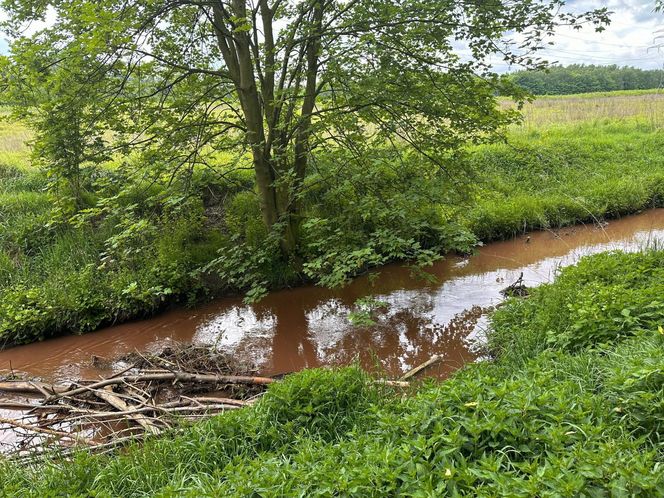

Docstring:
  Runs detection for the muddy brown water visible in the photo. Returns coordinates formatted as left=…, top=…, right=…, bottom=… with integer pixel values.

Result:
left=1, top=209, right=663, bottom=383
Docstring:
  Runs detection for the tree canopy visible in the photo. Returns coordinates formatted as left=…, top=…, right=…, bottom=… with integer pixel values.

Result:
left=0, top=0, right=610, bottom=258
left=509, top=64, right=664, bottom=95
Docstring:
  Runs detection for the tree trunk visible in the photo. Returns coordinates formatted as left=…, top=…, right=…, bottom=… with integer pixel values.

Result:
left=255, top=152, right=300, bottom=258
left=210, top=0, right=318, bottom=260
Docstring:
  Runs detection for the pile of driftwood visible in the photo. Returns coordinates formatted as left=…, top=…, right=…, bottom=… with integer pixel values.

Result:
left=0, top=345, right=411, bottom=460
left=0, top=346, right=274, bottom=459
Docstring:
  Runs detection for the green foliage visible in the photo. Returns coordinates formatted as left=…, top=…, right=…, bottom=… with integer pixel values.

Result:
left=511, top=64, right=664, bottom=96
left=0, top=165, right=224, bottom=345
left=204, top=221, right=293, bottom=304
left=4, top=250, right=664, bottom=495
left=489, top=251, right=664, bottom=363
left=298, top=149, right=475, bottom=287
left=1, top=40, right=110, bottom=213
left=602, top=333, right=664, bottom=444
left=255, top=366, right=377, bottom=443
left=224, top=191, right=267, bottom=247
left=347, top=296, right=389, bottom=327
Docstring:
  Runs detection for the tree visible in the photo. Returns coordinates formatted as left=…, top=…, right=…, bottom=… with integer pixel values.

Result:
left=1, top=40, right=109, bottom=211
left=509, top=64, right=664, bottom=95
left=1, top=0, right=609, bottom=258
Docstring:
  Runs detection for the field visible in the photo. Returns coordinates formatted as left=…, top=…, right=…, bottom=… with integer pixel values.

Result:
left=0, top=114, right=31, bottom=169
left=511, top=90, right=664, bottom=129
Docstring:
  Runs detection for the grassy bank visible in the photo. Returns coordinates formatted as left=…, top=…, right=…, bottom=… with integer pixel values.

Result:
left=466, top=120, right=664, bottom=240
left=2, top=248, right=663, bottom=496
left=0, top=92, right=663, bottom=346
left=0, top=161, right=226, bottom=346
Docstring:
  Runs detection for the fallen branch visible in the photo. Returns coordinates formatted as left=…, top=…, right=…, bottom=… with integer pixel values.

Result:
left=95, top=386, right=161, bottom=435
left=401, top=355, right=443, bottom=381
left=0, top=417, right=94, bottom=445
left=0, top=381, right=69, bottom=395
left=0, top=399, right=63, bottom=410
left=47, top=372, right=275, bottom=402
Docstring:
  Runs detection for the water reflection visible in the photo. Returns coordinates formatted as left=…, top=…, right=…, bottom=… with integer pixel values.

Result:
left=0, top=210, right=662, bottom=380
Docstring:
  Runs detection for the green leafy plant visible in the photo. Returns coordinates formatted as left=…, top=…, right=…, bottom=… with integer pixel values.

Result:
left=347, top=296, right=389, bottom=327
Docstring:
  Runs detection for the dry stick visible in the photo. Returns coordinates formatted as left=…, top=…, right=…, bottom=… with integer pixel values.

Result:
left=154, top=404, right=241, bottom=415
left=0, top=381, right=69, bottom=395
left=2, top=372, right=274, bottom=400
left=63, top=406, right=178, bottom=421
left=29, top=381, right=53, bottom=398
left=47, top=372, right=276, bottom=402
left=61, top=399, right=191, bottom=421
left=181, top=395, right=205, bottom=407
left=106, top=362, right=138, bottom=380
left=121, top=380, right=153, bottom=405
left=28, top=401, right=84, bottom=417
left=0, top=400, right=63, bottom=410
left=400, top=355, right=444, bottom=381
left=65, top=401, right=244, bottom=421
left=187, top=397, right=249, bottom=407
left=95, top=387, right=161, bottom=435
left=0, top=417, right=94, bottom=445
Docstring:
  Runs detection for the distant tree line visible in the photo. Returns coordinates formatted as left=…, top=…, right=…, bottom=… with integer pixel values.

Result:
left=510, top=64, right=664, bottom=95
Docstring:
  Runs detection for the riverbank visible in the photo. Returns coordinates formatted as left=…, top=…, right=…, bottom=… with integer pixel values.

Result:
left=2, top=248, right=663, bottom=495
left=0, top=208, right=662, bottom=382
left=1, top=114, right=664, bottom=348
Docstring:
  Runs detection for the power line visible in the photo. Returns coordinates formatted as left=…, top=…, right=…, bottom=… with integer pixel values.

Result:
left=553, top=33, right=651, bottom=50
left=537, top=48, right=661, bottom=63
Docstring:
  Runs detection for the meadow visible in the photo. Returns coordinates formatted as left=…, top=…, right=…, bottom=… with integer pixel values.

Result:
left=508, top=89, right=664, bottom=128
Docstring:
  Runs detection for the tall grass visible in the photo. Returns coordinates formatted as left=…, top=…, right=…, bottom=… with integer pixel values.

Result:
left=0, top=114, right=31, bottom=169
left=505, top=91, right=664, bottom=129
left=466, top=120, right=664, bottom=240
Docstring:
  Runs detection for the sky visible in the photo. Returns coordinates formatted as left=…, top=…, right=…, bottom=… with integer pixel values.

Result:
left=522, top=0, right=664, bottom=71
left=0, top=1, right=663, bottom=72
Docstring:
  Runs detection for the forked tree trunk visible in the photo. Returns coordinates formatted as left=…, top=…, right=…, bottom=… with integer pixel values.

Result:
left=253, top=152, right=300, bottom=257
left=211, top=0, right=322, bottom=260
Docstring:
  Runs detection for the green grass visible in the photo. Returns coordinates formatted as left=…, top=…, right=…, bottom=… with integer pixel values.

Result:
left=2, top=249, right=664, bottom=496
left=465, top=121, right=664, bottom=240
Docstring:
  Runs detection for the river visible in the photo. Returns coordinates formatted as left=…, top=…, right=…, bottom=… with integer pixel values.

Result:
left=0, top=209, right=663, bottom=382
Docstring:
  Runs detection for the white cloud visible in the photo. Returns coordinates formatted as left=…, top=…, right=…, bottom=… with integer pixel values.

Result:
left=501, top=0, right=664, bottom=72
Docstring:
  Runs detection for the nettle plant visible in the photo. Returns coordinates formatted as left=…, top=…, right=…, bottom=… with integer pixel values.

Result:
left=1, top=0, right=609, bottom=262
